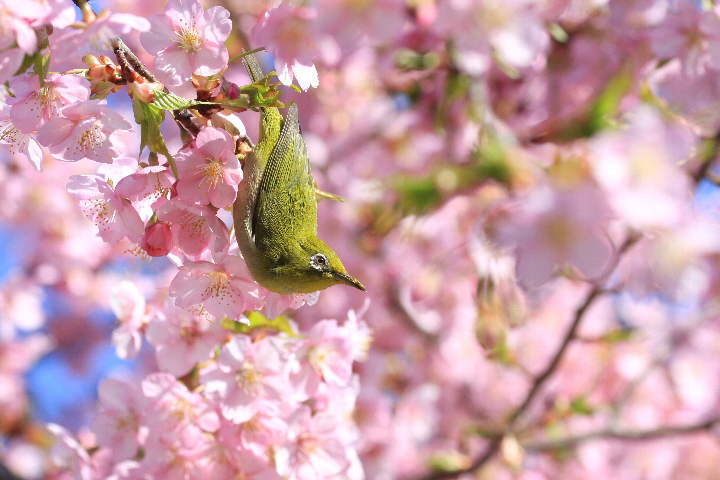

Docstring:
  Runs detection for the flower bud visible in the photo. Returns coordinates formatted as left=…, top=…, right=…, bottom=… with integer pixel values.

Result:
left=128, top=78, right=164, bottom=103
left=141, top=221, right=173, bottom=257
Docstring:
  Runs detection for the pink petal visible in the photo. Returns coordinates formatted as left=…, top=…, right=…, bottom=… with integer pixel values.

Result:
left=208, top=182, right=236, bottom=209
left=0, top=49, right=25, bottom=84
left=200, top=6, right=232, bottom=43
left=196, top=127, right=232, bottom=159
left=118, top=203, right=146, bottom=241
left=140, top=15, right=177, bottom=55
left=36, top=117, right=76, bottom=148
left=193, top=42, right=229, bottom=77
left=155, top=47, right=193, bottom=86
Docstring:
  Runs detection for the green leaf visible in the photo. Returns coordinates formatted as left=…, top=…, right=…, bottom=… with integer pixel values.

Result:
left=218, top=95, right=252, bottom=109
left=14, top=53, right=37, bottom=77
left=222, top=311, right=298, bottom=336
left=569, top=396, right=595, bottom=415
left=153, top=90, right=204, bottom=110
left=133, top=98, right=176, bottom=177
left=33, top=52, right=51, bottom=87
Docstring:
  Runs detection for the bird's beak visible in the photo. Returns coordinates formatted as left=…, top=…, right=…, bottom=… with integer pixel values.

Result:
left=333, top=272, right=366, bottom=292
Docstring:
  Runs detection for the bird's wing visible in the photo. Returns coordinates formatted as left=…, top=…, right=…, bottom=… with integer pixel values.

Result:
left=253, top=103, right=318, bottom=245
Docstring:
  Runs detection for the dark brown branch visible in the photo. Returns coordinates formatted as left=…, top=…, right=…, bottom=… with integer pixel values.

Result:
left=111, top=38, right=157, bottom=83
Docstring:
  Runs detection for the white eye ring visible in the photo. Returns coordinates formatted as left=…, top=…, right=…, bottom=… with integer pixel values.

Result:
left=310, top=253, right=327, bottom=270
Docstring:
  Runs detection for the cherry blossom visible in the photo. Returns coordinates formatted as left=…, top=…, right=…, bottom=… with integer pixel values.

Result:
left=67, top=175, right=145, bottom=244
left=140, top=221, right=174, bottom=257
left=0, top=108, right=43, bottom=169
left=37, top=99, right=132, bottom=162
left=145, top=303, right=226, bottom=377
left=251, top=5, right=320, bottom=90
left=157, top=199, right=229, bottom=259
left=140, top=0, right=231, bottom=86
left=50, top=10, right=151, bottom=62
left=91, top=378, right=148, bottom=462
left=275, top=407, right=351, bottom=480
left=202, top=335, right=289, bottom=423
left=7, top=74, right=90, bottom=133
left=115, top=164, right=174, bottom=220
left=109, top=280, right=150, bottom=359
left=175, top=126, right=242, bottom=209
left=169, top=250, right=262, bottom=320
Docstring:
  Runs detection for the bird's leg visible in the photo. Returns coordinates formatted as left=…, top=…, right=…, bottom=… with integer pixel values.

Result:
left=313, top=178, right=345, bottom=202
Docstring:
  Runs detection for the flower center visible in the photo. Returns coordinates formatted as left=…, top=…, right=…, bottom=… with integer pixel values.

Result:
left=180, top=211, right=208, bottom=239
left=308, top=345, right=341, bottom=376
left=204, top=270, right=230, bottom=300
left=198, top=159, right=224, bottom=188
left=85, top=198, right=115, bottom=234
left=177, top=26, right=203, bottom=52
left=236, top=364, right=264, bottom=396
left=75, top=123, right=104, bottom=157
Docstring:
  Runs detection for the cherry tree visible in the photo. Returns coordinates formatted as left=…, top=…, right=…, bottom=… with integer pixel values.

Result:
left=1, top=0, right=720, bottom=479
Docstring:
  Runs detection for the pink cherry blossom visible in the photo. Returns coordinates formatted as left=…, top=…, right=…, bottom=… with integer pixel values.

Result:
left=0, top=5, right=39, bottom=55
left=67, top=175, right=145, bottom=244
left=495, top=183, right=614, bottom=287
left=37, top=99, right=132, bottom=162
left=140, top=0, right=231, bottom=86
left=157, top=199, right=229, bottom=259
left=50, top=10, right=151, bottom=62
left=0, top=108, right=44, bottom=169
left=115, top=164, right=174, bottom=221
left=8, top=74, right=90, bottom=133
left=175, top=126, right=242, bottom=208
left=109, top=280, right=151, bottom=359
left=47, top=423, right=93, bottom=480
left=169, top=250, right=262, bottom=320
left=251, top=5, right=320, bottom=90
left=145, top=303, right=227, bottom=377
left=291, top=320, right=356, bottom=398
left=217, top=411, right=288, bottom=458
left=274, top=407, right=351, bottom=480
left=0, top=48, right=25, bottom=84
left=203, top=444, right=282, bottom=479
left=264, top=290, right=319, bottom=320
left=651, top=2, right=720, bottom=76
left=141, top=372, right=220, bottom=442
left=202, top=335, right=290, bottom=423
left=91, top=378, right=148, bottom=462
left=3, top=0, right=75, bottom=30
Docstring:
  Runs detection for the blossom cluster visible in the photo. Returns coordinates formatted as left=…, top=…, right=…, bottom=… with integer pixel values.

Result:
left=49, top=298, right=370, bottom=480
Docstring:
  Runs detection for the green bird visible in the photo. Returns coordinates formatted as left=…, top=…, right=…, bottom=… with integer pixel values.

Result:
left=232, top=53, right=366, bottom=294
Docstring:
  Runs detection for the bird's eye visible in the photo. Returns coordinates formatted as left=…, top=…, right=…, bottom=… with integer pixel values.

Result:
left=311, top=253, right=327, bottom=270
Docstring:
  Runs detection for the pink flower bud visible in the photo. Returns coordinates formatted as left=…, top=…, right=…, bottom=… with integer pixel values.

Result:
left=141, top=221, right=173, bottom=257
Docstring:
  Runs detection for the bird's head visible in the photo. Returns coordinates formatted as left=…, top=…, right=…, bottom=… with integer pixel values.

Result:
left=278, top=237, right=366, bottom=294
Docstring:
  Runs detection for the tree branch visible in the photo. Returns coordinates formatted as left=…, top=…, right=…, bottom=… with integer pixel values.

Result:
left=524, top=417, right=720, bottom=451
left=413, top=235, right=639, bottom=480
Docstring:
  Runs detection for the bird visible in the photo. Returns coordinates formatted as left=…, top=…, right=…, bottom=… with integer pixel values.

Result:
left=232, top=52, right=366, bottom=295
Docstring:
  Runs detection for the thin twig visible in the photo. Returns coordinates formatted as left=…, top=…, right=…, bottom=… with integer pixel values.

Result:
left=524, top=417, right=720, bottom=451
